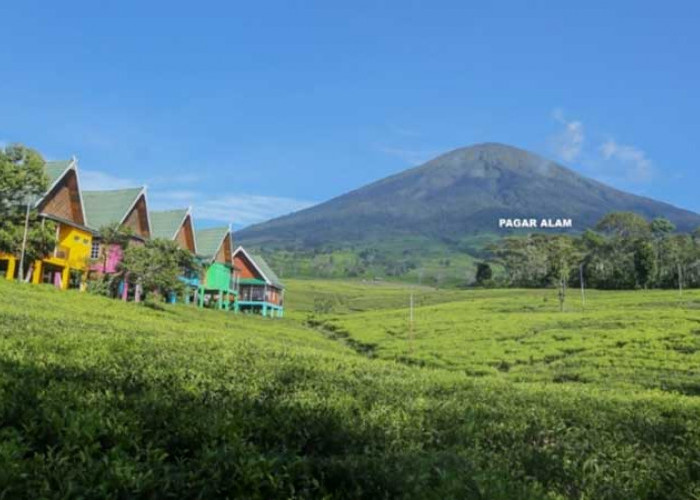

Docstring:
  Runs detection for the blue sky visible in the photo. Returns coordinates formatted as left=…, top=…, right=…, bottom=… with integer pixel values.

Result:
left=1, top=1, right=699, bottom=228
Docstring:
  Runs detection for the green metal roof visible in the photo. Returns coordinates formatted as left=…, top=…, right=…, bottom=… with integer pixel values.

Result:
left=150, top=208, right=188, bottom=240
left=32, top=160, right=74, bottom=206
left=44, top=160, right=72, bottom=187
left=249, top=253, right=283, bottom=289
left=196, top=226, right=229, bottom=261
left=238, top=278, right=267, bottom=286
left=82, top=188, right=144, bottom=230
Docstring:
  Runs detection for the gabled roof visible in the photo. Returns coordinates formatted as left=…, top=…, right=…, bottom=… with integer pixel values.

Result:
left=35, top=157, right=88, bottom=228
left=196, top=226, right=231, bottom=262
left=233, top=246, right=283, bottom=288
left=150, top=208, right=189, bottom=239
left=151, top=207, right=197, bottom=253
left=44, top=160, right=73, bottom=187
left=34, top=159, right=74, bottom=206
left=82, top=187, right=148, bottom=232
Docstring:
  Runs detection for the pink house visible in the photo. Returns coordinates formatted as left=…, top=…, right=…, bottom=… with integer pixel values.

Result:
left=82, top=187, right=152, bottom=300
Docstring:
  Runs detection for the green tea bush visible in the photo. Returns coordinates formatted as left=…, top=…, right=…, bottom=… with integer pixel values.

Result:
left=0, top=280, right=698, bottom=499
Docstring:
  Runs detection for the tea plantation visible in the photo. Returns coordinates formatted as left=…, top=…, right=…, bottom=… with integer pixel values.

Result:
left=299, top=281, right=700, bottom=395
left=0, top=279, right=699, bottom=499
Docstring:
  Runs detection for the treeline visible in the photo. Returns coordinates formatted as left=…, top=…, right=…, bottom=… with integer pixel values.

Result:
left=483, top=212, right=700, bottom=291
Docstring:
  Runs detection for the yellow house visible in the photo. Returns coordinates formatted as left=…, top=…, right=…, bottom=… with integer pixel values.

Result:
left=27, top=158, right=94, bottom=290
left=0, top=254, right=17, bottom=281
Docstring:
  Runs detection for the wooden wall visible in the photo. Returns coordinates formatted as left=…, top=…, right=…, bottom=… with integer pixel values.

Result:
left=122, top=195, right=150, bottom=239
left=175, top=215, right=196, bottom=253
left=214, top=233, right=232, bottom=264
left=39, top=169, right=84, bottom=225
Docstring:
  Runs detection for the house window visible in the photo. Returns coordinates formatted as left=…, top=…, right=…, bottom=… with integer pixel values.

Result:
left=90, top=241, right=101, bottom=259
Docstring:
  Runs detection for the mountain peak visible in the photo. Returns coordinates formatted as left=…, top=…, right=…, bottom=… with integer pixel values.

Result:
left=238, top=143, right=700, bottom=247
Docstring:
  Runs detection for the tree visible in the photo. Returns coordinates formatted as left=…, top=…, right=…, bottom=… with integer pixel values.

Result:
left=633, top=240, right=656, bottom=289
left=120, top=239, right=200, bottom=301
left=650, top=217, right=676, bottom=238
left=649, top=217, right=675, bottom=286
left=596, top=212, right=650, bottom=239
left=0, top=144, right=56, bottom=280
left=475, top=262, right=493, bottom=286
left=0, top=144, right=47, bottom=217
left=592, top=213, right=650, bottom=289
left=544, top=236, right=581, bottom=311
left=490, top=235, right=549, bottom=287
left=693, top=227, right=700, bottom=244
left=0, top=221, right=57, bottom=273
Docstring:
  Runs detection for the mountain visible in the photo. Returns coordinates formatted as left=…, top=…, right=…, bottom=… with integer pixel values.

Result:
left=238, top=143, right=700, bottom=248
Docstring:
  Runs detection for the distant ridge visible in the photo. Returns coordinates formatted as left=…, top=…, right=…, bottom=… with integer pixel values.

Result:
left=238, top=143, right=700, bottom=247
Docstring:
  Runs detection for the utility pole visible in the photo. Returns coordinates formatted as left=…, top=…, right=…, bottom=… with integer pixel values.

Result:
left=678, top=263, right=683, bottom=297
left=18, top=198, right=31, bottom=283
left=579, top=263, right=586, bottom=312
left=409, top=292, right=414, bottom=353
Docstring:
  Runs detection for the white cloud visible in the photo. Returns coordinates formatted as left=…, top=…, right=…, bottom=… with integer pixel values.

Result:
left=550, top=108, right=584, bottom=162
left=79, top=170, right=138, bottom=190
left=599, top=139, right=654, bottom=183
left=77, top=167, right=314, bottom=226
left=149, top=190, right=316, bottom=227
left=196, top=194, right=316, bottom=226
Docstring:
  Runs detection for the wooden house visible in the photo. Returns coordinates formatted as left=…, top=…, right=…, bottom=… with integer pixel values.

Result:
left=149, top=208, right=199, bottom=303
left=82, top=187, right=151, bottom=300
left=0, top=158, right=94, bottom=289
left=195, top=226, right=237, bottom=311
left=233, top=246, right=284, bottom=317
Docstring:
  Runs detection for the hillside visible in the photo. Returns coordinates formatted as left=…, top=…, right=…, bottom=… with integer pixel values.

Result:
left=1, top=279, right=699, bottom=498
left=239, top=143, right=700, bottom=247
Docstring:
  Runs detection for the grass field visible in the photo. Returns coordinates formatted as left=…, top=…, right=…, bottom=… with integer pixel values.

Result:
left=0, top=279, right=699, bottom=498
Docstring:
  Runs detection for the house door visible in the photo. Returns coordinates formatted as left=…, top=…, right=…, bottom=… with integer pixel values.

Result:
left=41, top=264, right=64, bottom=288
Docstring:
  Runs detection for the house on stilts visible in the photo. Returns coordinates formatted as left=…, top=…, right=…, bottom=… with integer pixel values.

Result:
left=195, top=226, right=238, bottom=311
left=233, top=246, right=284, bottom=317
left=149, top=207, right=199, bottom=303
left=0, top=158, right=94, bottom=289
left=82, top=187, right=151, bottom=301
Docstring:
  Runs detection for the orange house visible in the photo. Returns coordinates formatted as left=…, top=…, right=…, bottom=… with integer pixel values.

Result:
left=233, top=246, right=284, bottom=317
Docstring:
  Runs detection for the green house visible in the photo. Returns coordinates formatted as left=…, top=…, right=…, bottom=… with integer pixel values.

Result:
left=195, top=226, right=237, bottom=311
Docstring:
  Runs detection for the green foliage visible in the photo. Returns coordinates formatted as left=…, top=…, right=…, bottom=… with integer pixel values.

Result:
left=295, top=280, right=700, bottom=396
left=1, top=279, right=700, bottom=498
left=491, top=212, right=700, bottom=291
left=257, top=237, right=480, bottom=288
left=0, top=143, right=47, bottom=217
left=650, top=217, right=676, bottom=237
left=0, top=144, right=56, bottom=277
left=633, top=240, right=656, bottom=289
left=596, top=211, right=651, bottom=239
left=0, top=217, right=57, bottom=264
left=475, top=262, right=493, bottom=286
left=93, top=223, right=133, bottom=273
left=120, top=238, right=201, bottom=301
